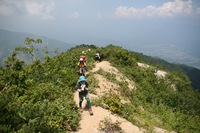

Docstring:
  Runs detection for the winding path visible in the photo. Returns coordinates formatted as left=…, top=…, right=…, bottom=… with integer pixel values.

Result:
left=72, top=61, right=143, bottom=133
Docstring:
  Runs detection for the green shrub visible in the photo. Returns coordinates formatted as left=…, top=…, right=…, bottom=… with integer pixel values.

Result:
left=98, top=117, right=124, bottom=133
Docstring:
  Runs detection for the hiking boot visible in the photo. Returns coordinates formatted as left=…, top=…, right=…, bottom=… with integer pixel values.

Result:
left=88, top=108, right=93, bottom=115
left=79, top=107, right=83, bottom=112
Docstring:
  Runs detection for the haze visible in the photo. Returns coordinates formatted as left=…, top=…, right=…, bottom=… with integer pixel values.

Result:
left=0, top=0, right=200, bottom=67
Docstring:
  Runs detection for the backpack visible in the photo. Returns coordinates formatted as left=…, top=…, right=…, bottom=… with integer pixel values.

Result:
left=80, top=56, right=86, bottom=62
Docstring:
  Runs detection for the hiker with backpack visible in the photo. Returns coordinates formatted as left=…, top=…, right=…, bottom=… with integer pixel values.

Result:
left=80, top=55, right=86, bottom=62
left=75, top=76, right=93, bottom=115
left=95, top=50, right=101, bottom=61
left=77, top=58, right=87, bottom=76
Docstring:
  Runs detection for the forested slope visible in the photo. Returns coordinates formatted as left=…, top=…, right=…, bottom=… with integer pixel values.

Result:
left=134, top=52, right=200, bottom=91
left=0, top=43, right=199, bottom=132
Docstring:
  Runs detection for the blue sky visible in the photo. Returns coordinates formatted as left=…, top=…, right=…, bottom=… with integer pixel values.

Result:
left=0, top=0, right=200, bottom=53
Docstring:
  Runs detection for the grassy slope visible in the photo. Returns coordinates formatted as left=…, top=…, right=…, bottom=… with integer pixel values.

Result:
left=1, top=44, right=199, bottom=132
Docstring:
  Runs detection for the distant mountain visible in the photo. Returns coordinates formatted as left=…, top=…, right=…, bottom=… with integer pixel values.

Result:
left=132, top=44, right=200, bottom=69
left=1, top=29, right=199, bottom=91
left=0, top=28, right=74, bottom=66
left=135, top=52, right=200, bottom=91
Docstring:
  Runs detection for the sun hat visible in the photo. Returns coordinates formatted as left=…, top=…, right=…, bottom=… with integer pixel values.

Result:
left=78, top=76, right=87, bottom=82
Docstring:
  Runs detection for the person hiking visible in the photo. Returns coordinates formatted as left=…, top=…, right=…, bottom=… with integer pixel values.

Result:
left=95, top=51, right=101, bottom=61
left=77, top=58, right=87, bottom=76
left=80, top=55, right=86, bottom=62
left=75, top=76, right=93, bottom=115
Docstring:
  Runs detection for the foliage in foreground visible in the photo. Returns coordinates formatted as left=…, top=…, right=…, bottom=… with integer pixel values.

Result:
left=0, top=39, right=84, bottom=132
left=98, top=117, right=124, bottom=133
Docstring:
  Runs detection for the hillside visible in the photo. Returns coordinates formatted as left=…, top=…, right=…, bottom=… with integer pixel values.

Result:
left=73, top=61, right=174, bottom=133
left=134, top=53, right=200, bottom=91
left=1, top=28, right=199, bottom=91
left=0, top=44, right=199, bottom=133
left=0, top=28, right=74, bottom=66
left=73, top=61, right=143, bottom=133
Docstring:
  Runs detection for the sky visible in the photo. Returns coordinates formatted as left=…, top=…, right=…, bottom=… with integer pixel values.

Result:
left=0, top=0, right=200, bottom=54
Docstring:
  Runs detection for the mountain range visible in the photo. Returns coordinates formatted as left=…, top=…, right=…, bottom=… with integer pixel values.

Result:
left=0, top=28, right=74, bottom=66
left=0, top=28, right=199, bottom=91
left=129, top=43, right=200, bottom=70
left=1, top=28, right=200, bottom=69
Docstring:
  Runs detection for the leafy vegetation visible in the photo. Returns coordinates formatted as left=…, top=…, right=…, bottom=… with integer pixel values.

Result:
left=93, top=45, right=200, bottom=132
left=98, top=117, right=124, bottom=133
left=135, top=53, right=200, bottom=91
left=0, top=39, right=82, bottom=132
left=0, top=42, right=200, bottom=133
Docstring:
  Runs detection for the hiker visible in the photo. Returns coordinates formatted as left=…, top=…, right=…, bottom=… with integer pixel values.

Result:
left=80, top=55, right=86, bottom=62
left=75, top=76, right=93, bottom=115
left=95, top=51, right=101, bottom=61
left=77, top=58, right=87, bottom=76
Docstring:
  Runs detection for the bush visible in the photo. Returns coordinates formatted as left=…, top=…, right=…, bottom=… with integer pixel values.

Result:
left=98, top=117, right=124, bottom=133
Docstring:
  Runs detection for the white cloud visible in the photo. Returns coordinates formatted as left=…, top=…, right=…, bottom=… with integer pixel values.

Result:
left=0, top=5, right=13, bottom=16
left=25, top=1, right=43, bottom=15
left=0, top=0, right=55, bottom=20
left=196, top=8, right=200, bottom=15
left=25, top=1, right=55, bottom=20
left=42, top=13, right=54, bottom=20
left=97, top=13, right=103, bottom=19
left=0, top=0, right=22, bottom=16
left=69, top=12, right=80, bottom=19
left=115, top=0, right=193, bottom=19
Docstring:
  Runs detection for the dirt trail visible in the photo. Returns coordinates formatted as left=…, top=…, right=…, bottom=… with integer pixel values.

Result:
left=72, top=61, right=171, bottom=133
left=72, top=61, right=143, bottom=133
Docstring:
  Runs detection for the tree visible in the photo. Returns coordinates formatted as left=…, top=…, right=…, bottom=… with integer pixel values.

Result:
left=15, top=37, right=42, bottom=62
